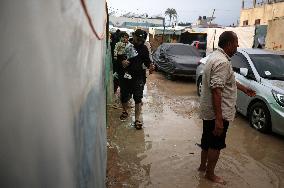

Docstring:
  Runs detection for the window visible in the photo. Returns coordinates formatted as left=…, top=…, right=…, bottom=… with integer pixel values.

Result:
left=231, top=53, right=250, bottom=69
left=232, top=53, right=255, bottom=79
left=255, top=19, right=261, bottom=25
left=243, top=20, right=248, bottom=26
left=249, top=54, right=284, bottom=80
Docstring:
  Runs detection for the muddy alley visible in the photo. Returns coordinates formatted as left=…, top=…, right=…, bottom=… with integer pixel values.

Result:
left=106, top=72, right=284, bottom=188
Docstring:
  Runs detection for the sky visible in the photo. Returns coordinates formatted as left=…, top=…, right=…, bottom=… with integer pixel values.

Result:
left=106, top=0, right=243, bottom=26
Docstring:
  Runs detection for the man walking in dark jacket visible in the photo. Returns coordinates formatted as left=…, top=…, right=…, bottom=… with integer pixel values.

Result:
left=119, top=29, right=154, bottom=130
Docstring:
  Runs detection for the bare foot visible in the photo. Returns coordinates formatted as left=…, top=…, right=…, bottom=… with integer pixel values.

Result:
left=205, top=174, right=226, bottom=185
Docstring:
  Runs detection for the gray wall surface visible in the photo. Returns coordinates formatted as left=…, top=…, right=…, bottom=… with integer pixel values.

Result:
left=0, top=0, right=107, bottom=187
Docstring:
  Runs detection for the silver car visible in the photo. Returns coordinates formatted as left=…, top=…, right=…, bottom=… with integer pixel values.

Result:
left=196, top=49, right=284, bottom=136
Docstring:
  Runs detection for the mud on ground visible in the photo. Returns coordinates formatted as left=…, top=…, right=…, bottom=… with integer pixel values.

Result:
left=106, top=73, right=284, bottom=188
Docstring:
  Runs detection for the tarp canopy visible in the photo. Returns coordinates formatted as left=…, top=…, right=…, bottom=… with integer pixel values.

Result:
left=152, top=43, right=201, bottom=76
left=109, top=25, right=134, bottom=36
left=149, top=26, right=185, bottom=36
left=183, top=27, right=208, bottom=33
left=206, top=26, right=255, bottom=52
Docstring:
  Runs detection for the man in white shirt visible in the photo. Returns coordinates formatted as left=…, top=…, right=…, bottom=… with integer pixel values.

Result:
left=198, top=31, right=255, bottom=184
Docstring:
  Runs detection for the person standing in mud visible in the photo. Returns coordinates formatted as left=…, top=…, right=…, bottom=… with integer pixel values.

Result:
left=198, top=31, right=255, bottom=184
left=119, top=29, right=155, bottom=130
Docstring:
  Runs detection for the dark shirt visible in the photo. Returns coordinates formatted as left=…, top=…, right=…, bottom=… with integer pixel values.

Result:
left=117, top=43, right=151, bottom=80
left=127, top=43, right=151, bottom=79
left=116, top=54, right=127, bottom=77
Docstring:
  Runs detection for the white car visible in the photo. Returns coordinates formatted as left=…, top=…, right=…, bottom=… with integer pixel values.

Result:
left=196, top=54, right=211, bottom=96
left=196, top=49, right=284, bottom=136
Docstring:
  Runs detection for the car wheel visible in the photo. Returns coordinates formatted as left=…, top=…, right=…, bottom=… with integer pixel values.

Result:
left=248, top=101, right=271, bottom=133
left=197, top=77, right=202, bottom=96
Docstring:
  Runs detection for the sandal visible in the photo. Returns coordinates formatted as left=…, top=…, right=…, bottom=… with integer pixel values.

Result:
left=120, top=111, right=128, bottom=121
left=134, top=120, right=143, bottom=130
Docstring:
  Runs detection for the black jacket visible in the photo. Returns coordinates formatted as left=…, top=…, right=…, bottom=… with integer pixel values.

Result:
left=127, top=43, right=151, bottom=79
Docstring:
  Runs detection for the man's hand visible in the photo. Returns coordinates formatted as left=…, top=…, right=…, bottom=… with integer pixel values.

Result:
left=213, top=119, right=224, bottom=136
left=236, top=81, right=256, bottom=97
left=122, top=60, right=129, bottom=68
left=149, top=63, right=155, bottom=74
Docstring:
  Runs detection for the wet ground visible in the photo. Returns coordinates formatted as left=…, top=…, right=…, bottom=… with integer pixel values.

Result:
left=106, top=72, right=284, bottom=188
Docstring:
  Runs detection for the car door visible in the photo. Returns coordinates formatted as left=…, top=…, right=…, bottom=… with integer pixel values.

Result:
left=231, top=52, right=256, bottom=115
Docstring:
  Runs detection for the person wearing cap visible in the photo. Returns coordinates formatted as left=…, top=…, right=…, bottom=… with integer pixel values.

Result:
left=119, top=29, right=155, bottom=130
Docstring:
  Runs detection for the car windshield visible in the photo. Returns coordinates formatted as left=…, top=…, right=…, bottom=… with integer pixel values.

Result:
left=249, top=54, right=284, bottom=80
left=166, top=45, right=200, bottom=56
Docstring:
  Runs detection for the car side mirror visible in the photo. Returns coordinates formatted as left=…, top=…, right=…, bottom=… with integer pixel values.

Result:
left=240, top=68, right=248, bottom=77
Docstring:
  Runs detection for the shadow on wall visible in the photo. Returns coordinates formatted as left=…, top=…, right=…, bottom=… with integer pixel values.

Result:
left=0, top=0, right=108, bottom=187
left=75, top=87, right=107, bottom=188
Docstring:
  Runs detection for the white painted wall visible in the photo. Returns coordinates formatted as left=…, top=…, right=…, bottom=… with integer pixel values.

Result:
left=0, top=1, right=107, bottom=187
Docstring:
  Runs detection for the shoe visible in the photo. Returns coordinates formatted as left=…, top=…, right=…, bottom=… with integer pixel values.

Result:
left=134, top=120, right=143, bottom=130
left=120, top=111, right=128, bottom=121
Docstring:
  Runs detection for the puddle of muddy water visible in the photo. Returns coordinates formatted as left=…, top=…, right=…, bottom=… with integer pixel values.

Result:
left=107, top=73, right=284, bottom=188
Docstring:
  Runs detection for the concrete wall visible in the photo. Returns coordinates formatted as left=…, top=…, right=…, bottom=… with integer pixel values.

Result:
left=240, top=2, right=284, bottom=26
left=266, top=18, right=284, bottom=51
left=0, top=0, right=107, bottom=187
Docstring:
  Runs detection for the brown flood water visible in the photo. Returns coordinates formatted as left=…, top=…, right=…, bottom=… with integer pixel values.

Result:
left=106, top=73, right=284, bottom=188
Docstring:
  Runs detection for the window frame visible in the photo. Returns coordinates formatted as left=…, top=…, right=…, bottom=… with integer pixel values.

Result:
left=255, top=19, right=261, bottom=25
left=243, top=20, right=249, bottom=26
left=231, top=52, right=256, bottom=80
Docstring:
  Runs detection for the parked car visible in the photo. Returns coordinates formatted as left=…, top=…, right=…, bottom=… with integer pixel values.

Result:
left=191, top=41, right=207, bottom=57
left=196, top=49, right=284, bottom=136
left=152, top=43, right=202, bottom=80
left=196, top=54, right=211, bottom=96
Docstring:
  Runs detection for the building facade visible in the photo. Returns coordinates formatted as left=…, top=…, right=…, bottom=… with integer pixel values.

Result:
left=266, top=17, right=284, bottom=51
left=240, top=0, right=284, bottom=26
